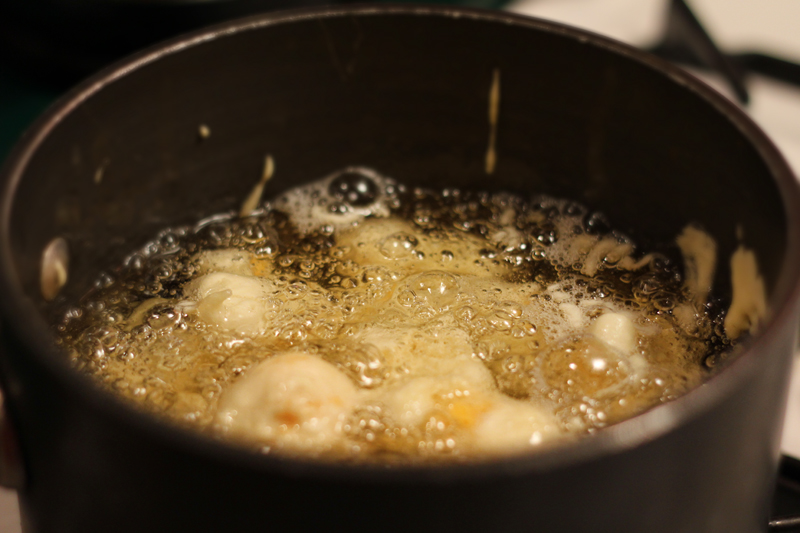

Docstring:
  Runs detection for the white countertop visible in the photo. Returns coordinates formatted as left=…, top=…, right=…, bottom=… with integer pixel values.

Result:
left=2, top=0, right=800, bottom=530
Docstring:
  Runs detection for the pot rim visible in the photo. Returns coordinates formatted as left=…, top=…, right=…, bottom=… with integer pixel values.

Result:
left=1, top=3, right=799, bottom=482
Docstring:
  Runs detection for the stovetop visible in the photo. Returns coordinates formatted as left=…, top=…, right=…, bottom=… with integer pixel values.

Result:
left=1, top=0, right=800, bottom=531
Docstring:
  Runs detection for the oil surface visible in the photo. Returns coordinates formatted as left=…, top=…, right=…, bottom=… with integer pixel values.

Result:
left=56, top=167, right=730, bottom=462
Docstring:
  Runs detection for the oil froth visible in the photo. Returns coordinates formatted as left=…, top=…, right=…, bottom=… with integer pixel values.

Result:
left=56, top=167, right=732, bottom=462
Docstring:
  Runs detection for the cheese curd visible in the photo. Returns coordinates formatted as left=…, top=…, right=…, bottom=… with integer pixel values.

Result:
left=217, top=352, right=359, bottom=452
left=187, top=272, right=274, bottom=336
left=339, top=217, right=504, bottom=278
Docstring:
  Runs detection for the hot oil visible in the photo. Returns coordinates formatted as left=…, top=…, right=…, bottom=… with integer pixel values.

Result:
left=56, top=168, right=729, bottom=462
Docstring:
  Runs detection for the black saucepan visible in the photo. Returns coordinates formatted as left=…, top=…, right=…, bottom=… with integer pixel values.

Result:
left=1, top=6, right=799, bottom=532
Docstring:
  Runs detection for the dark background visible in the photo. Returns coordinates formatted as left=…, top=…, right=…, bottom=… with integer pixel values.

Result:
left=0, top=0, right=506, bottom=162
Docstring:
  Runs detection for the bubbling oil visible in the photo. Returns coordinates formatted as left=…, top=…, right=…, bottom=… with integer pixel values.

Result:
left=56, top=167, right=730, bottom=463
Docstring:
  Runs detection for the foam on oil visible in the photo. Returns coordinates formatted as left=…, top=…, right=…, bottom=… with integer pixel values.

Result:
left=56, top=168, right=730, bottom=463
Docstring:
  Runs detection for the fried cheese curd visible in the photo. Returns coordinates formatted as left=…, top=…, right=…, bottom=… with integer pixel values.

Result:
left=57, top=168, right=731, bottom=463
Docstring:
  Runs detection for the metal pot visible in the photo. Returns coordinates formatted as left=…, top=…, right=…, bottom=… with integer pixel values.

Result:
left=1, top=6, right=799, bottom=532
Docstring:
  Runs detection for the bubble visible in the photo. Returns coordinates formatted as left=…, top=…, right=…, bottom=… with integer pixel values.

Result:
left=489, top=353, right=537, bottom=398
left=328, top=171, right=379, bottom=207
left=333, top=345, right=386, bottom=388
left=397, top=289, right=416, bottom=307
left=537, top=336, right=632, bottom=400
left=534, top=224, right=557, bottom=245
left=328, top=202, right=349, bottom=215
left=286, top=281, right=308, bottom=299
left=584, top=212, right=612, bottom=235
left=488, top=312, right=512, bottom=331
left=455, top=306, right=476, bottom=323
left=414, top=211, right=432, bottom=227
left=278, top=256, right=295, bottom=267
left=495, top=301, right=523, bottom=318
left=361, top=266, right=393, bottom=285
left=404, top=271, right=460, bottom=310
left=95, top=272, right=115, bottom=289
left=379, top=233, right=418, bottom=259
left=146, top=307, right=182, bottom=331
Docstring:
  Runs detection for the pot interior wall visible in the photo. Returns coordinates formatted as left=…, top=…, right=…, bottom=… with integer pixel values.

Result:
left=7, top=11, right=787, bottom=331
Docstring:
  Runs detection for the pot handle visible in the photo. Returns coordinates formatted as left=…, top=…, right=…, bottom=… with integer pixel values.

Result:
left=770, top=516, right=800, bottom=531
left=0, top=237, right=67, bottom=489
left=0, top=389, right=24, bottom=489
left=769, top=455, right=800, bottom=531
left=0, top=321, right=25, bottom=489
